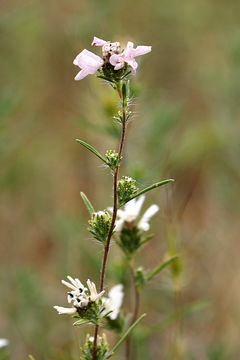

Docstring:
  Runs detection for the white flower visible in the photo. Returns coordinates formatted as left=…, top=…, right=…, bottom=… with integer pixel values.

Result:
left=87, top=279, right=105, bottom=302
left=102, top=284, right=124, bottom=320
left=54, top=276, right=104, bottom=315
left=109, top=195, right=159, bottom=232
left=0, top=339, right=9, bottom=348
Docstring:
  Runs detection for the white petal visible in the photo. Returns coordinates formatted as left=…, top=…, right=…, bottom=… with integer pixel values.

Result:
left=61, top=279, right=77, bottom=291
left=138, top=204, right=159, bottom=231
left=67, top=276, right=79, bottom=287
left=115, top=218, right=124, bottom=232
left=108, top=284, right=124, bottom=320
left=123, top=195, right=145, bottom=222
left=0, top=339, right=9, bottom=348
left=53, top=306, right=77, bottom=315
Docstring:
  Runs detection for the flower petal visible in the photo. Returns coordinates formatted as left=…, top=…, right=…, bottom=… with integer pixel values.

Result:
left=138, top=204, right=159, bottom=231
left=134, top=46, right=152, bottom=57
left=53, top=306, right=77, bottom=315
left=61, top=279, right=77, bottom=291
left=91, top=36, right=108, bottom=46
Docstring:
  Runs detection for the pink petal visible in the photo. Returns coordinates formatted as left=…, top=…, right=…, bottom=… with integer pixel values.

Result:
left=91, top=36, right=108, bottom=46
left=134, top=46, right=152, bottom=57
left=123, top=41, right=135, bottom=58
left=73, top=49, right=103, bottom=69
left=74, top=69, right=89, bottom=81
left=109, top=54, right=125, bottom=70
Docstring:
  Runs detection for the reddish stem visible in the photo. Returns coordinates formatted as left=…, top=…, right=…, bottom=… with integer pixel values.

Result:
left=92, top=86, right=126, bottom=360
left=125, top=263, right=140, bottom=360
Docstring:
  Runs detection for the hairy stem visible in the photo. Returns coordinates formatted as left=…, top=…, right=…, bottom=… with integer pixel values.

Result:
left=92, top=85, right=126, bottom=360
left=125, top=262, right=140, bottom=360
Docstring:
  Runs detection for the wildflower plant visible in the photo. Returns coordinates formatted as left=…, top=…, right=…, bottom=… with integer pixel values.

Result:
left=53, top=36, right=177, bottom=360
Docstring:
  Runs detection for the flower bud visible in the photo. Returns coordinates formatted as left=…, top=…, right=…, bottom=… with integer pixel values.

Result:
left=105, top=150, right=122, bottom=171
left=88, top=211, right=112, bottom=244
left=117, top=176, right=138, bottom=207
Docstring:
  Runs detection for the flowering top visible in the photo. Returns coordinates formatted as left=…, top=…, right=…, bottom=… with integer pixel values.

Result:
left=73, top=36, right=152, bottom=81
left=54, top=276, right=104, bottom=315
left=109, top=195, right=159, bottom=232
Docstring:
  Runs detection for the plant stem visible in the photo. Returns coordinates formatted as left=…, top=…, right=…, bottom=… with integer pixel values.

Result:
left=92, top=85, right=126, bottom=360
left=125, top=262, right=140, bottom=360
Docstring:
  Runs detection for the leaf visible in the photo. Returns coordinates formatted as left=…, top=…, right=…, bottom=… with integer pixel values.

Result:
left=73, top=319, right=90, bottom=326
left=28, top=356, right=36, bottom=360
left=123, top=179, right=175, bottom=205
left=80, top=192, right=95, bottom=216
left=147, top=255, right=179, bottom=281
left=76, top=139, right=108, bottom=165
left=106, top=313, right=146, bottom=359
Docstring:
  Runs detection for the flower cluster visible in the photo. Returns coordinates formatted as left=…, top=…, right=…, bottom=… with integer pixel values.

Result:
left=54, top=276, right=124, bottom=323
left=109, top=195, right=159, bottom=258
left=73, top=36, right=151, bottom=81
left=117, top=176, right=138, bottom=206
left=114, top=195, right=159, bottom=232
left=105, top=150, right=122, bottom=171
left=54, top=276, right=104, bottom=315
left=88, top=211, right=112, bottom=244
left=80, top=334, right=109, bottom=360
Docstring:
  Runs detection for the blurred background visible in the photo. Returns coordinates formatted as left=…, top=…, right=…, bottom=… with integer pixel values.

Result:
left=1, top=0, right=240, bottom=359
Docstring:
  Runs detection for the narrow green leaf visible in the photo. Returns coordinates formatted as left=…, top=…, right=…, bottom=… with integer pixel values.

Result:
left=123, top=179, right=174, bottom=205
left=147, top=255, right=179, bottom=281
left=122, top=83, right=127, bottom=108
left=76, top=139, right=108, bottom=165
left=97, top=75, right=115, bottom=84
left=73, top=319, right=89, bottom=326
left=80, top=192, right=95, bottom=216
left=106, top=313, right=146, bottom=359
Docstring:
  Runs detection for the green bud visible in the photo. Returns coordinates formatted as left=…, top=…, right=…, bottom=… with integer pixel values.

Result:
left=117, top=225, right=142, bottom=258
left=88, top=211, right=112, bottom=244
left=105, top=150, right=122, bottom=171
left=117, top=176, right=138, bottom=207
left=80, top=333, right=109, bottom=360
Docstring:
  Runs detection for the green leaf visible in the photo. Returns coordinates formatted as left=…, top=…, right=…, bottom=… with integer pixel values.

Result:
left=28, top=356, right=36, bottom=360
left=76, top=139, right=108, bottom=165
left=147, top=255, right=179, bottom=281
left=80, top=192, right=95, bottom=216
left=122, top=179, right=174, bottom=205
left=122, top=83, right=127, bottom=108
left=106, top=313, right=146, bottom=359
left=73, top=318, right=90, bottom=326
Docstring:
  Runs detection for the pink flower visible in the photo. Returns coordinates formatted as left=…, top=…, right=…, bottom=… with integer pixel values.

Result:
left=91, top=36, right=108, bottom=47
left=110, top=41, right=152, bottom=74
left=73, top=49, right=104, bottom=81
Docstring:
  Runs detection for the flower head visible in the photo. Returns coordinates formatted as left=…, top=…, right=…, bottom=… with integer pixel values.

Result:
left=73, top=37, right=151, bottom=80
left=110, top=41, right=151, bottom=74
left=54, top=276, right=104, bottom=315
left=109, top=195, right=159, bottom=232
left=102, top=284, right=124, bottom=320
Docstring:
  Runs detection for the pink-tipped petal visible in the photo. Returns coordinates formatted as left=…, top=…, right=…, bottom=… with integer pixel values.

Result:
left=91, top=36, right=108, bottom=46
left=134, top=46, right=152, bottom=57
